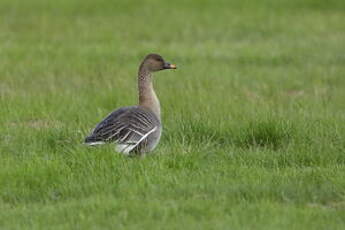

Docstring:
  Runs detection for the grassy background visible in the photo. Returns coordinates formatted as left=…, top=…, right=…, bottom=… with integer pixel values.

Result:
left=1, top=0, right=345, bottom=229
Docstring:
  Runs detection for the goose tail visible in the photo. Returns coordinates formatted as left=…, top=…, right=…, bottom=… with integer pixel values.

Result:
left=84, top=135, right=105, bottom=146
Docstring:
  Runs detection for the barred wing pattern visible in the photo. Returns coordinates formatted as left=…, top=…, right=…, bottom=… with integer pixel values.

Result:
left=85, top=106, right=159, bottom=154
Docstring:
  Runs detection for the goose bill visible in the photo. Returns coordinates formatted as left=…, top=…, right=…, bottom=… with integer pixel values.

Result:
left=163, top=62, right=177, bottom=69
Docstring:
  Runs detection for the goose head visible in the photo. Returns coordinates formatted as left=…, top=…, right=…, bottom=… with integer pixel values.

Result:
left=141, top=53, right=177, bottom=72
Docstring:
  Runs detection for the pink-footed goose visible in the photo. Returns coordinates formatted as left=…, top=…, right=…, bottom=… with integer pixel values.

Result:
left=85, top=54, right=177, bottom=155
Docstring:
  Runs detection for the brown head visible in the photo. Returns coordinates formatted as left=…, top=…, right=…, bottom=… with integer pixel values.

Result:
left=140, top=53, right=177, bottom=72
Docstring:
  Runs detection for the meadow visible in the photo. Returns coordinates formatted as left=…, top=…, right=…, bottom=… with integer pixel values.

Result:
left=0, top=0, right=345, bottom=229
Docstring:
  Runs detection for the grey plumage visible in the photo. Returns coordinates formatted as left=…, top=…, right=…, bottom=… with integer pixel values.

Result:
left=85, top=106, right=161, bottom=154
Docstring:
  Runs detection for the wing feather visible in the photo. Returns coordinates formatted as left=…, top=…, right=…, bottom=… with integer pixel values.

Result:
left=85, top=106, right=159, bottom=153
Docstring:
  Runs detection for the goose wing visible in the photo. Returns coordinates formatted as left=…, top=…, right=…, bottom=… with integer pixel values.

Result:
left=85, top=106, right=159, bottom=153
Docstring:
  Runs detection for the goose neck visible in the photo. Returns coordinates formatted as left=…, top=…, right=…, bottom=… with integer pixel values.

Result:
left=138, top=67, right=161, bottom=119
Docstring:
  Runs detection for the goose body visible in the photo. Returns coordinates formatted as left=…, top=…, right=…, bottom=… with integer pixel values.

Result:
left=85, top=54, right=176, bottom=155
left=85, top=106, right=162, bottom=154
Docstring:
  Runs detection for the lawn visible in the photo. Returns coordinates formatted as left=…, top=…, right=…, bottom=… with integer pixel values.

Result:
left=0, top=0, right=345, bottom=229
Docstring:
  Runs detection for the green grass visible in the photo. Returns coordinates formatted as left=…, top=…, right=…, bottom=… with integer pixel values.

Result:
left=1, top=0, right=345, bottom=229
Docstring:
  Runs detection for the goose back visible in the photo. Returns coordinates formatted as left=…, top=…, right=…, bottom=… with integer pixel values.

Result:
left=85, top=106, right=161, bottom=154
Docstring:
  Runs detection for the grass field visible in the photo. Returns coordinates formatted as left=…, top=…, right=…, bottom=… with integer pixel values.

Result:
left=1, top=0, right=345, bottom=229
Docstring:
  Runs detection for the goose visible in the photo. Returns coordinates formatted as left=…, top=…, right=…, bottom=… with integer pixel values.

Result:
left=84, top=53, right=177, bottom=155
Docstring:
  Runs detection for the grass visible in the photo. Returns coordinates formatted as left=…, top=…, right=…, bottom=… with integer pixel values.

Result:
left=0, top=0, right=345, bottom=229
